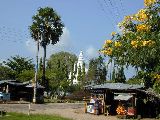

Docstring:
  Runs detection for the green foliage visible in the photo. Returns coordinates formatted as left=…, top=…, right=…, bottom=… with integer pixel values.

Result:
left=3, top=55, right=34, bottom=81
left=4, top=55, right=34, bottom=74
left=127, top=78, right=143, bottom=85
left=76, top=63, right=86, bottom=88
left=153, top=80, right=160, bottom=94
left=81, top=63, right=86, bottom=85
left=65, top=88, right=86, bottom=101
left=115, top=66, right=126, bottom=83
left=87, top=56, right=107, bottom=84
left=39, top=57, right=43, bottom=72
left=101, top=1, right=160, bottom=89
left=47, top=51, right=77, bottom=72
left=60, top=79, right=70, bottom=93
left=77, top=65, right=82, bottom=82
left=16, top=70, right=35, bottom=82
left=0, top=64, right=15, bottom=80
left=46, top=51, right=77, bottom=94
left=87, top=59, right=97, bottom=81
left=1, top=112, right=71, bottom=120
left=29, top=7, right=64, bottom=46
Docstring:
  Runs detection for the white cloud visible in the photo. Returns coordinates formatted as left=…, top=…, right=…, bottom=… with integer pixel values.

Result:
left=25, top=27, right=73, bottom=59
left=85, top=46, right=99, bottom=59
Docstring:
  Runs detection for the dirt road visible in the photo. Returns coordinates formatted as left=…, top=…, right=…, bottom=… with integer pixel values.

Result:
left=0, top=103, right=156, bottom=120
left=0, top=103, right=119, bottom=120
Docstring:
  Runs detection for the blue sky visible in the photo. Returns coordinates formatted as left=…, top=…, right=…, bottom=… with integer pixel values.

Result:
left=0, top=0, right=144, bottom=78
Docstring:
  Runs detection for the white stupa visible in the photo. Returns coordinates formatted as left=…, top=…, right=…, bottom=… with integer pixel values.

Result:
left=72, top=51, right=85, bottom=84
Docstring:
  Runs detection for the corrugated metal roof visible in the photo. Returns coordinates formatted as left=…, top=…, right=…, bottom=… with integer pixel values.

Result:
left=7, top=81, right=24, bottom=86
left=0, top=80, right=44, bottom=88
left=86, top=83, right=144, bottom=90
left=0, top=80, right=17, bottom=84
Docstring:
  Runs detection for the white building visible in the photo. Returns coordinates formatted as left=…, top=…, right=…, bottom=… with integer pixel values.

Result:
left=69, top=51, right=87, bottom=85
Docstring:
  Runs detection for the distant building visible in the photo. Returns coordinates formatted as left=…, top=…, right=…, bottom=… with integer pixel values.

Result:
left=69, top=51, right=87, bottom=84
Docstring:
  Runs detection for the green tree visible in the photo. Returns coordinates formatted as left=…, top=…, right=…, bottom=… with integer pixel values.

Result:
left=115, top=66, right=126, bottom=83
left=29, top=7, right=64, bottom=88
left=4, top=55, right=34, bottom=81
left=112, top=67, right=116, bottom=81
left=87, top=56, right=107, bottom=84
left=0, top=64, right=15, bottom=80
left=87, top=59, right=97, bottom=83
left=81, top=63, right=86, bottom=85
left=46, top=51, right=77, bottom=95
left=101, top=1, right=160, bottom=89
left=77, top=65, right=82, bottom=83
left=17, top=70, right=35, bottom=82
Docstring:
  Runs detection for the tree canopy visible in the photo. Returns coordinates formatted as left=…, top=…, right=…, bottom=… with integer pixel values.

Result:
left=0, top=64, right=15, bottom=80
left=87, top=56, right=107, bottom=85
left=29, top=7, right=64, bottom=45
left=101, top=0, right=160, bottom=92
left=2, top=55, right=35, bottom=82
left=46, top=51, right=77, bottom=94
left=29, top=7, right=64, bottom=88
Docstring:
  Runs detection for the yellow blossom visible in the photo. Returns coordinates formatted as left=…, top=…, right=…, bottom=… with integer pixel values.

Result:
left=136, top=24, right=150, bottom=32
left=136, top=9, right=148, bottom=21
left=131, top=14, right=138, bottom=21
left=137, top=36, right=142, bottom=40
left=148, top=40, right=155, bottom=46
left=111, top=32, right=116, bottom=36
left=131, top=41, right=137, bottom=46
left=100, top=50, right=106, bottom=54
left=144, top=0, right=156, bottom=7
left=154, top=74, right=160, bottom=79
left=105, top=40, right=112, bottom=44
left=142, top=41, right=148, bottom=46
left=131, top=40, right=138, bottom=48
left=124, top=15, right=131, bottom=21
left=106, top=48, right=112, bottom=55
left=114, top=41, right=122, bottom=47
left=101, top=48, right=112, bottom=55
left=140, top=40, right=155, bottom=47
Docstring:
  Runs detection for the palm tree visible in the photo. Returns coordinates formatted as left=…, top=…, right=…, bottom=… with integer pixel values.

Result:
left=29, top=7, right=64, bottom=89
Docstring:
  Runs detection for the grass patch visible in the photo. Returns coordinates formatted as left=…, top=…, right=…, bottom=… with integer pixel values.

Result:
left=1, top=112, right=72, bottom=120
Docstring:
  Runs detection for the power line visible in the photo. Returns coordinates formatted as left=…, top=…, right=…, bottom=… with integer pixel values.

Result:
left=112, top=0, right=124, bottom=20
left=119, top=0, right=127, bottom=16
left=0, top=26, right=30, bottom=44
left=103, top=0, right=118, bottom=24
left=97, top=0, right=117, bottom=29
left=107, top=0, right=121, bottom=24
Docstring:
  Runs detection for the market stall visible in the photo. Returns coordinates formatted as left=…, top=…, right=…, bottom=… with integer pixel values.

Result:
left=84, top=83, right=144, bottom=117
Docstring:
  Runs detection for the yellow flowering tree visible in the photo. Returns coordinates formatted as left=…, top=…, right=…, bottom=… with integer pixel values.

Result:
left=101, top=0, right=160, bottom=90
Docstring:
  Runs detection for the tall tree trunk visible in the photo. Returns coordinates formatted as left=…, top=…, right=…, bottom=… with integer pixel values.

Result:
left=42, top=45, right=46, bottom=89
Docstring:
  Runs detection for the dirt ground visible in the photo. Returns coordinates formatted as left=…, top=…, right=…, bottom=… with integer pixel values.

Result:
left=0, top=103, right=157, bottom=120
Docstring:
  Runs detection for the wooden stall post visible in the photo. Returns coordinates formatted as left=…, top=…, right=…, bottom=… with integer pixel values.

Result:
left=83, top=97, right=87, bottom=113
left=103, top=93, right=107, bottom=116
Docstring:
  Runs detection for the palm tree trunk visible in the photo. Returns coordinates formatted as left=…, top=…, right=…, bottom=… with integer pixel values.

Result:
left=42, top=45, right=46, bottom=89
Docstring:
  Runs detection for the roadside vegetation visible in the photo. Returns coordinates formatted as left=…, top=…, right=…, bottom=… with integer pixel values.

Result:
left=1, top=112, right=72, bottom=120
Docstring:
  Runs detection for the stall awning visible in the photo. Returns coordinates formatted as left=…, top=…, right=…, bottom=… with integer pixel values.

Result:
left=114, top=94, right=133, bottom=101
